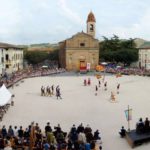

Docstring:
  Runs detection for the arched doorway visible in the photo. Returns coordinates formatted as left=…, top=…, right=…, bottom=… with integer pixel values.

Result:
left=79, top=56, right=86, bottom=72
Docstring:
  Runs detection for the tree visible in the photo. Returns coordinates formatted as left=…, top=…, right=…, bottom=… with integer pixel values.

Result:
left=48, top=49, right=59, bottom=61
left=24, top=51, right=48, bottom=65
left=115, top=49, right=138, bottom=65
left=100, top=36, right=138, bottom=66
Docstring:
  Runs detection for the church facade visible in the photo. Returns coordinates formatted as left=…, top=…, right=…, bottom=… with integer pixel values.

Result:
left=59, top=12, right=99, bottom=71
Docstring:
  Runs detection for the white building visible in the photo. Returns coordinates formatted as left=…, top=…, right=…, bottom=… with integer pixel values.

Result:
left=139, top=42, right=150, bottom=70
left=0, top=43, right=24, bottom=75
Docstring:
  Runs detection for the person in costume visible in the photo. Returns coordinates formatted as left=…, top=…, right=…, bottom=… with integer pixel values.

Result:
left=88, top=78, right=91, bottom=86
left=95, top=85, right=98, bottom=96
left=104, top=82, right=107, bottom=91
left=117, top=83, right=120, bottom=94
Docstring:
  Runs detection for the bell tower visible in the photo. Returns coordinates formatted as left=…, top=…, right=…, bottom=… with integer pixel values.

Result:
left=87, top=11, right=96, bottom=38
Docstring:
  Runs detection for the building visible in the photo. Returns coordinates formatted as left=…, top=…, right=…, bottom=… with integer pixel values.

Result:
left=59, top=12, right=99, bottom=71
left=139, top=42, right=150, bottom=70
left=134, top=38, right=146, bottom=48
left=0, top=42, right=24, bottom=75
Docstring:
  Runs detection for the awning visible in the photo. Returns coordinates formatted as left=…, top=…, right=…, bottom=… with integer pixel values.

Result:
left=101, top=62, right=108, bottom=65
left=0, top=84, right=12, bottom=106
left=42, top=65, right=48, bottom=68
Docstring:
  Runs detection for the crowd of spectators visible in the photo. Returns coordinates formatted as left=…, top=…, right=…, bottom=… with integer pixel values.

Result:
left=0, top=104, right=10, bottom=122
left=119, top=117, right=150, bottom=138
left=136, top=117, right=150, bottom=134
left=0, top=66, right=65, bottom=124
left=104, top=66, right=150, bottom=76
left=0, top=122, right=102, bottom=150
left=0, top=67, right=65, bottom=88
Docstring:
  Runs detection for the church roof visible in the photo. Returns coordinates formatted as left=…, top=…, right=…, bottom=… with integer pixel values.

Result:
left=59, top=31, right=99, bottom=45
left=68, top=31, right=98, bottom=41
left=87, top=11, right=96, bottom=23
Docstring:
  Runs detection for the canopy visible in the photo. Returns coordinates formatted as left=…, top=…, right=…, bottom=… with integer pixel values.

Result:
left=101, top=62, right=108, bottom=65
left=96, top=65, right=105, bottom=71
left=116, top=65, right=122, bottom=68
left=42, top=65, right=48, bottom=68
left=0, top=84, right=12, bottom=106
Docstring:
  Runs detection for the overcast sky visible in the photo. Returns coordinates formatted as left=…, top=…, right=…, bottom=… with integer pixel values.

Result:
left=0, top=0, right=150, bottom=44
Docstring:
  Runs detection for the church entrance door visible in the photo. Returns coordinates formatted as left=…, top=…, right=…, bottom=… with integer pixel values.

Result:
left=80, top=60, right=87, bottom=73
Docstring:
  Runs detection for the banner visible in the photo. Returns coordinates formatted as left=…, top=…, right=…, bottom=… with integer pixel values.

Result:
left=86, top=63, right=90, bottom=70
left=125, top=109, right=132, bottom=121
left=96, top=65, right=105, bottom=71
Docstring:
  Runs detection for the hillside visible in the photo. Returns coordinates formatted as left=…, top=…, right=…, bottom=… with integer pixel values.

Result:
left=18, top=43, right=59, bottom=52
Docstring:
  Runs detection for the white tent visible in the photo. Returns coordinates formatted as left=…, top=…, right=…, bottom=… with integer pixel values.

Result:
left=101, top=62, right=108, bottom=65
left=42, top=65, right=48, bottom=68
left=0, top=84, right=12, bottom=106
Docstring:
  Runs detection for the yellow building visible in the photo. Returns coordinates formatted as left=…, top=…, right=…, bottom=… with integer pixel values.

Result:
left=59, top=12, right=99, bottom=71
left=0, top=42, right=23, bottom=74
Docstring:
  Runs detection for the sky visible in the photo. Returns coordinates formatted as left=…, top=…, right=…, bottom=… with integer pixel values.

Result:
left=0, top=0, right=150, bottom=44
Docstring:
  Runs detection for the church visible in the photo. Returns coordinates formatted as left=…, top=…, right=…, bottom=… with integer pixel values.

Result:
left=59, top=12, right=99, bottom=71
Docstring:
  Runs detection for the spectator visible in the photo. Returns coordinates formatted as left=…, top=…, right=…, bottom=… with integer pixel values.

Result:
left=85, top=142, right=91, bottom=150
left=4, top=140, right=12, bottom=150
left=14, top=126, right=18, bottom=137
left=18, top=126, right=24, bottom=138
left=84, top=124, right=92, bottom=134
left=78, top=130, right=86, bottom=144
left=8, top=126, right=14, bottom=138
left=144, top=117, right=150, bottom=132
left=45, top=122, right=52, bottom=135
left=35, top=123, right=40, bottom=132
left=1, top=125, right=7, bottom=138
left=0, top=123, right=100, bottom=150
left=77, top=123, right=84, bottom=133
left=136, top=118, right=144, bottom=133
left=94, top=130, right=100, bottom=140
left=69, top=124, right=78, bottom=143
left=119, top=126, right=126, bottom=138
left=0, top=135, right=5, bottom=149
left=43, top=140, right=50, bottom=150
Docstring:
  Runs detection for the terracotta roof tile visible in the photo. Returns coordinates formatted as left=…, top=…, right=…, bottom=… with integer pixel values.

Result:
left=87, top=11, right=96, bottom=22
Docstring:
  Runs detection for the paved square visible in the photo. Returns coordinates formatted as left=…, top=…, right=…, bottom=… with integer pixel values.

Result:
left=1, top=73, right=150, bottom=150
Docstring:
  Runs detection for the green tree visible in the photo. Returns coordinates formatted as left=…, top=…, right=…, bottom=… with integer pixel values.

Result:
left=25, top=51, right=48, bottom=64
left=114, top=49, right=138, bottom=65
left=48, top=49, right=59, bottom=61
left=100, top=36, right=138, bottom=66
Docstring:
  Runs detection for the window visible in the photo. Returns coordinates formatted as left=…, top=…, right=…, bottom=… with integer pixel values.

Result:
left=1, top=57, right=4, bottom=63
left=90, top=24, right=94, bottom=31
left=6, top=65, right=9, bottom=69
left=6, top=54, right=9, bottom=61
left=80, top=43, right=85, bottom=47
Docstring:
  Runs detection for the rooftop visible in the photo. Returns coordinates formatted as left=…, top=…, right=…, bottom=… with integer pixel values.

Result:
left=87, top=11, right=96, bottom=23
left=139, top=42, right=150, bottom=49
left=0, top=42, right=23, bottom=49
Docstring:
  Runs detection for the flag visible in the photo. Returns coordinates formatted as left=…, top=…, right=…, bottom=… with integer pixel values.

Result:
left=86, top=63, right=91, bottom=70
left=96, top=65, right=105, bottom=71
left=125, top=109, right=132, bottom=121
